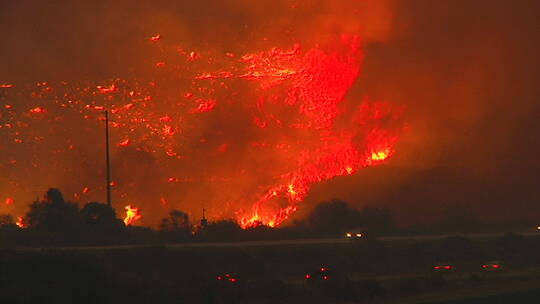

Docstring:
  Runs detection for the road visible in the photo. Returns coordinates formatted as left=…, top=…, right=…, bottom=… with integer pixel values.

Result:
left=13, top=231, right=537, bottom=252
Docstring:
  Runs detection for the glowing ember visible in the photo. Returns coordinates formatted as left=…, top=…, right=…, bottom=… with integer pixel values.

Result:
left=15, top=216, right=26, bottom=228
left=29, top=107, right=46, bottom=114
left=118, top=139, right=131, bottom=147
left=123, top=205, right=142, bottom=226
left=0, top=34, right=404, bottom=229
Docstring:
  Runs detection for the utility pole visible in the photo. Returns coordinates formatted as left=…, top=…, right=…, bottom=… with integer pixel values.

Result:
left=200, top=208, right=208, bottom=228
left=104, top=111, right=112, bottom=208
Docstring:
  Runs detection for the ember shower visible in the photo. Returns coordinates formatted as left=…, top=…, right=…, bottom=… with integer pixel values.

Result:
left=0, top=14, right=403, bottom=228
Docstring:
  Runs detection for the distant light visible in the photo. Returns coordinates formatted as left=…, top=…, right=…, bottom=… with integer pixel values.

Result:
left=356, top=233, right=362, bottom=237
left=305, top=274, right=311, bottom=279
left=346, top=233, right=352, bottom=237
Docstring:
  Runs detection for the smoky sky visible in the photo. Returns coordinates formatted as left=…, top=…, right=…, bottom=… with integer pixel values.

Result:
left=1, top=0, right=540, bottom=226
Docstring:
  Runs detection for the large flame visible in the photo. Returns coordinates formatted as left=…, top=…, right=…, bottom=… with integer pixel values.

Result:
left=0, top=34, right=403, bottom=228
left=15, top=216, right=26, bottom=228
left=123, top=205, right=142, bottom=226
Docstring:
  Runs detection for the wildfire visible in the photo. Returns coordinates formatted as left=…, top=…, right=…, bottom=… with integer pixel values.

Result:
left=371, top=150, right=390, bottom=161
left=123, top=205, right=142, bottom=226
left=16, top=216, right=26, bottom=228
left=29, top=107, right=46, bottom=114
left=0, top=33, right=404, bottom=229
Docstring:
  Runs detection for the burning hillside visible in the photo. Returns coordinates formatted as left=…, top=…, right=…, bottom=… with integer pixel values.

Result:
left=0, top=34, right=403, bottom=227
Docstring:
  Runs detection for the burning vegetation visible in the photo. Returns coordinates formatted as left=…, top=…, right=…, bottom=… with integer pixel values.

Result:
left=0, top=0, right=406, bottom=228
left=123, top=205, right=142, bottom=226
left=0, top=34, right=403, bottom=228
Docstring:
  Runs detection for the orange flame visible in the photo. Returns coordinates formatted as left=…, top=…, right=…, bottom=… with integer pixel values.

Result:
left=16, top=216, right=26, bottom=228
left=371, top=149, right=390, bottom=161
left=123, top=205, right=142, bottom=226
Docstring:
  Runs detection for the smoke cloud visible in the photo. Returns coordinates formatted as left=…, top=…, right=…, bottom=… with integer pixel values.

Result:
left=1, top=0, right=540, bottom=226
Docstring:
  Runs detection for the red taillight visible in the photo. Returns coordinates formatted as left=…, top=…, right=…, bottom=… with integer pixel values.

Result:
left=444, top=265, right=452, bottom=270
left=217, top=276, right=223, bottom=280
left=305, top=274, right=311, bottom=279
left=230, top=278, right=237, bottom=283
left=320, top=267, right=326, bottom=272
left=492, top=264, right=500, bottom=268
left=433, top=266, right=440, bottom=269
left=225, top=274, right=231, bottom=277
left=323, top=275, right=329, bottom=280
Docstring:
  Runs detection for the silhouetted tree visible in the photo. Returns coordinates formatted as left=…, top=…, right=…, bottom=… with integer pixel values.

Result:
left=80, top=202, right=124, bottom=241
left=0, top=214, right=14, bottom=227
left=203, top=220, right=243, bottom=241
left=25, top=188, right=82, bottom=243
left=305, top=199, right=362, bottom=236
left=359, top=206, right=396, bottom=235
left=160, top=210, right=190, bottom=231
left=159, top=210, right=192, bottom=242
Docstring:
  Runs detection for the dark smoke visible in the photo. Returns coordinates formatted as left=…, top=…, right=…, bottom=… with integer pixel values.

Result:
left=2, top=0, right=540, bottom=226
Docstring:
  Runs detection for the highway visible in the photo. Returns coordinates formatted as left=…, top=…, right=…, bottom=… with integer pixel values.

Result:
left=13, top=231, right=537, bottom=252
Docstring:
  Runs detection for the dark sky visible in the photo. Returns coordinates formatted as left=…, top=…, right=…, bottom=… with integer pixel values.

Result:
left=1, top=0, right=540, bottom=226
left=307, top=0, right=540, bottom=225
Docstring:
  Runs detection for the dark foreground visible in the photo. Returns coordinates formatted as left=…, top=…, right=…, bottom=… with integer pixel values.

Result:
left=2, top=233, right=540, bottom=304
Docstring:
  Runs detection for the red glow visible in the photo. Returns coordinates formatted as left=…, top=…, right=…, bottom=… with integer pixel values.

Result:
left=190, top=99, right=217, bottom=113
left=16, top=216, right=25, bottom=228
left=434, top=265, right=452, bottom=270
left=118, top=139, right=131, bottom=147
left=123, top=205, right=142, bottom=225
left=188, top=51, right=200, bottom=61
left=305, top=274, right=311, bottom=279
left=0, top=83, right=14, bottom=88
left=97, top=84, right=117, bottom=94
left=149, top=34, right=161, bottom=42
left=29, top=107, right=46, bottom=114
left=5, top=197, right=14, bottom=205
left=0, top=34, right=404, bottom=228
